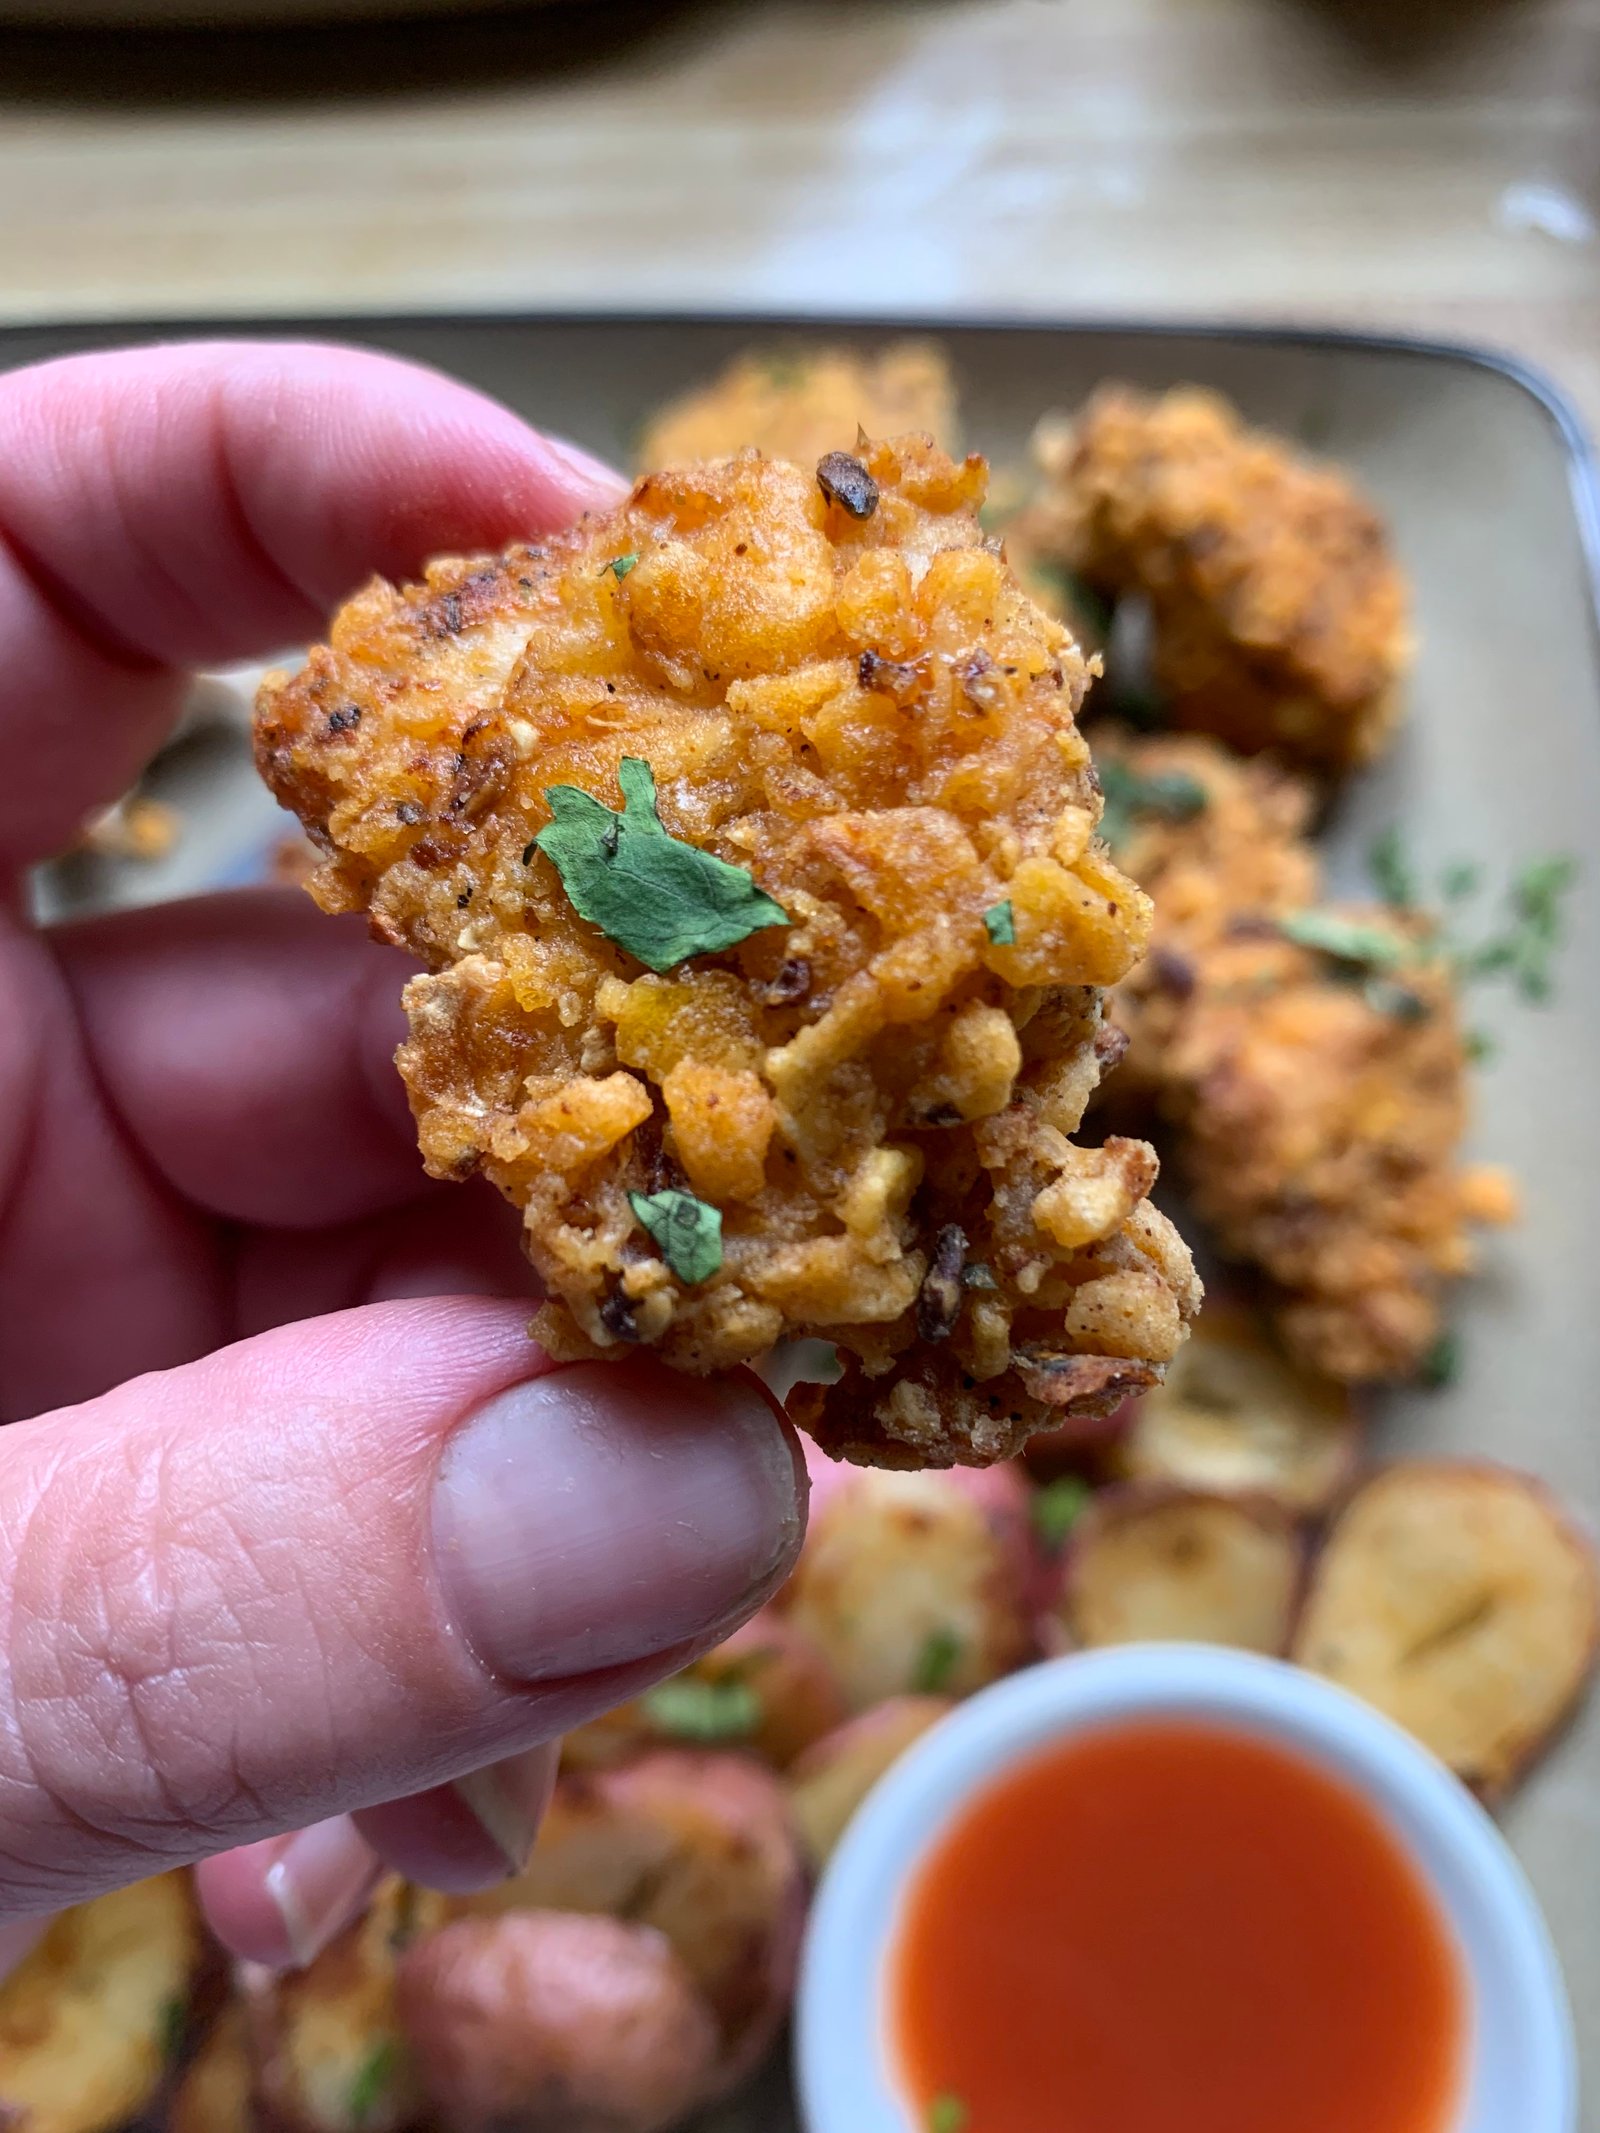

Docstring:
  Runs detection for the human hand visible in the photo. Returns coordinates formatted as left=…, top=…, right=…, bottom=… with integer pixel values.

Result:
left=0, top=341, right=806, bottom=1976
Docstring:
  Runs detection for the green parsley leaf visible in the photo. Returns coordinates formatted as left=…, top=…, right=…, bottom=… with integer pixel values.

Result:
left=1031, top=1475, right=1091, bottom=1552
left=603, top=551, right=639, bottom=580
left=1441, top=859, right=1482, bottom=902
left=158, top=1995, right=187, bottom=2065
left=535, top=757, right=789, bottom=972
left=1097, top=760, right=1207, bottom=851
left=643, top=1675, right=762, bottom=1743
left=984, top=899, right=1016, bottom=946
left=1420, top=1330, right=1460, bottom=1389
left=913, top=1625, right=963, bottom=1695
left=347, top=2038, right=401, bottom=2126
left=629, top=1185, right=723, bottom=1284
left=1278, top=910, right=1406, bottom=972
left=928, top=2095, right=969, bottom=2133
left=1368, top=826, right=1418, bottom=909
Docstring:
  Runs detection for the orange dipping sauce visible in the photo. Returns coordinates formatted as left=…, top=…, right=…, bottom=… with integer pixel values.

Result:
left=892, top=1721, right=1466, bottom=2133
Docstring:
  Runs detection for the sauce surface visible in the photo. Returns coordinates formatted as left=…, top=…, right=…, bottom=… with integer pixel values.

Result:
left=891, top=1720, right=1465, bottom=2133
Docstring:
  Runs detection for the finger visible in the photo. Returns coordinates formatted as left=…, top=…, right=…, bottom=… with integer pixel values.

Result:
left=0, top=1300, right=804, bottom=1917
left=353, top=1741, right=562, bottom=1894
left=0, top=339, right=625, bottom=866
left=232, top=1185, right=529, bottom=1338
left=0, top=1915, right=45, bottom=1985
left=197, top=1739, right=565, bottom=1969
left=54, top=887, right=422, bottom=1229
left=195, top=1818, right=383, bottom=1971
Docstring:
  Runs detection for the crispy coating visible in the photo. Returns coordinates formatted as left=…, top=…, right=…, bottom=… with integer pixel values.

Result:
left=637, top=341, right=956, bottom=471
left=1028, top=386, right=1412, bottom=771
left=255, top=438, right=1199, bottom=1466
left=1101, top=730, right=1512, bottom=1382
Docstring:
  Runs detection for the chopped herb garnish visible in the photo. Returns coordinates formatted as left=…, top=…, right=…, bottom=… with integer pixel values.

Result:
left=962, top=1260, right=999, bottom=1291
left=1031, top=1474, right=1091, bottom=1552
left=1447, top=852, right=1577, bottom=1004
left=1097, top=760, right=1207, bottom=851
left=629, top=1185, right=723, bottom=1285
left=535, top=757, right=789, bottom=972
left=1465, top=1028, right=1496, bottom=1066
left=643, top=1674, right=762, bottom=1743
left=347, top=2038, right=401, bottom=2126
left=1278, top=910, right=1406, bottom=972
left=158, top=1995, right=186, bottom=2064
left=913, top=1625, right=963, bottom=1695
left=1420, top=1330, right=1460, bottom=1389
left=1441, top=859, right=1482, bottom=902
left=984, top=899, right=1016, bottom=946
left=1368, top=826, right=1418, bottom=909
left=928, top=2095, right=969, bottom=2133
left=603, top=551, right=639, bottom=580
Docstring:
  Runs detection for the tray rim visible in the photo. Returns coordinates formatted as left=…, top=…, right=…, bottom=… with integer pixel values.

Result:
left=0, top=310, right=1595, bottom=621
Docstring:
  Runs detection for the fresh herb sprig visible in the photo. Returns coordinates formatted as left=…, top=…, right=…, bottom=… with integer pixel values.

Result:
left=1365, top=829, right=1578, bottom=1010
left=629, top=1186, right=723, bottom=1285
left=913, top=1626, right=964, bottom=1695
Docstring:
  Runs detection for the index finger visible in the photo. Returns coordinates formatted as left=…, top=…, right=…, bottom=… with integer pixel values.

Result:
left=0, top=339, right=624, bottom=869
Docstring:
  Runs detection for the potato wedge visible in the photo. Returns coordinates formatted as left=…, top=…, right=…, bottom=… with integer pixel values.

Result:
left=781, top=1451, right=1037, bottom=1709
left=1112, top=1303, right=1362, bottom=1513
left=457, top=1751, right=804, bottom=2083
left=0, top=1872, right=202, bottom=2133
left=1293, top=1460, right=1600, bottom=1796
left=563, top=1607, right=846, bottom=1772
left=172, top=2001, right=254, bottom=2133
left=1048, top=1486, right=1302, bottom=1653
left=786, top=1696, right=954, bottom=1871
left=246, top=1877, right=445, bottom=2133
left=398, top=1911, right=719, bottom=2133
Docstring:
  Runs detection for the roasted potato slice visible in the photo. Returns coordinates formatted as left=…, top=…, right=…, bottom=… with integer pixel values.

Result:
left=458, top=1751, right=804, bottom=2085
left=563, top=1607, right=847, bottom=1772
left=0, top=1872, right=202, bottom=2133
left=246, top=1878, right=445, bottom=2133
left=1048, top=1485, right=1302, bottom=1654
left=786, top=1696, right=954, bottom=1870
left=1111, top=1302, right=1362, bottom=1513
left=1293, top=1461, right=1600, bottom=1796
left=781, top=1451, right=1037, bottom=1709
left=398, top=1911, right=719, bottom=2133
left=172, top=2001, right=254, bottom=2133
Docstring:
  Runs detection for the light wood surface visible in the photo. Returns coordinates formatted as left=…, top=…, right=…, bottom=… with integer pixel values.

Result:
left=0, top=0, right=1597, bottom=426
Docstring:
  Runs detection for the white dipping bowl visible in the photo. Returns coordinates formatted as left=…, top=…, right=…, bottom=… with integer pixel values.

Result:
left=795, top=1645, right=1576, bottom=2133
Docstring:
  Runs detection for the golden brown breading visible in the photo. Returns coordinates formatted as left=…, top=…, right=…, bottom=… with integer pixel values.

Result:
left=638, top=342, right=956, bottom=471
left=1093, top=728, right=1319, bottom=1104
left=255, top=438, right=1199, bottom=1467
left=1027, top=387, right=1412, bottom=771
left=1101, top=731, right=1512, bottom=1383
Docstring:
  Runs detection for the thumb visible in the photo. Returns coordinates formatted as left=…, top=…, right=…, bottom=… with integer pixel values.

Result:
left=0, top=1298, right=804, bottom=1917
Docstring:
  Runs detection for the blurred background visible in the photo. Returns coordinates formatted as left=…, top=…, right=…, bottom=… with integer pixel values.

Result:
left=0, top=0, right=1596, bottom=424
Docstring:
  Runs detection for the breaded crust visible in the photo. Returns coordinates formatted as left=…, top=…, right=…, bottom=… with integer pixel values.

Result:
left=255, top=438, right=1199, bottom=1467
left=1028, top=386, right=1412, bottom=771
left=1100, top=729, right=1512, bottom=1383
left=637, top=341, right=956, bottom=470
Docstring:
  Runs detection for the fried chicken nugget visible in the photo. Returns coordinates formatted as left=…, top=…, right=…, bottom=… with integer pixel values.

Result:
left=254, top=437, right=1200, bottom=1468
left=1027, top=387, right=1412, bottom=771
left=638, top=342, right=956, bottom=471
left=1101, top=731, right=1512, bottom=1383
